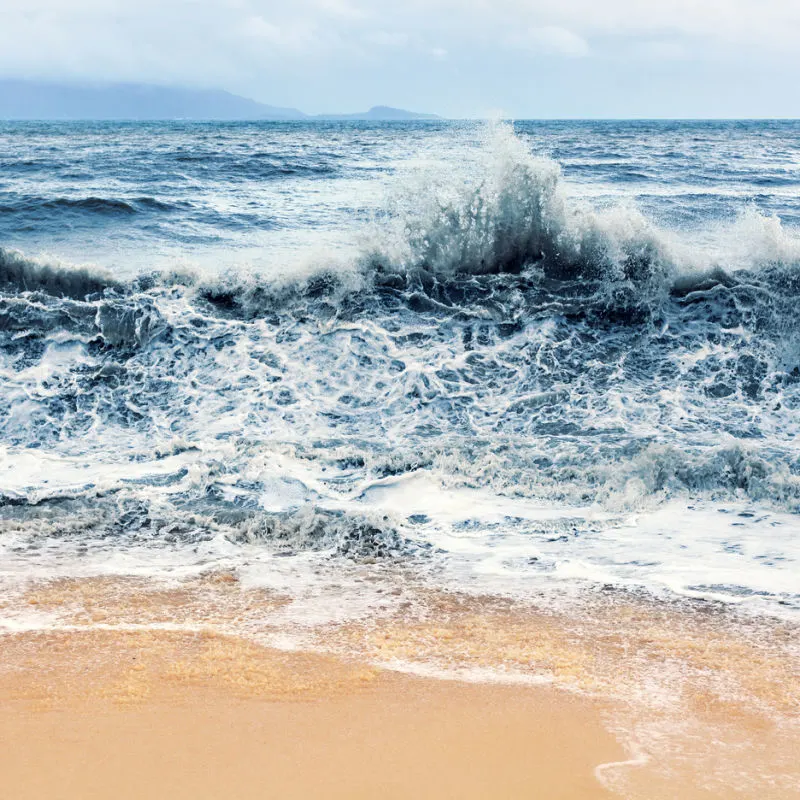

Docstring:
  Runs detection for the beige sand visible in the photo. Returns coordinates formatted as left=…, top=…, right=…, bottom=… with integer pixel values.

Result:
left=1, top=575, right=797, bottom=798
left=0, top=629, right=620, bottom=800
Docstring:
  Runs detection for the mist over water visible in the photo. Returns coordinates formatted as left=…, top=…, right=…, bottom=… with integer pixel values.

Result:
left=1, top=119, right=800, bottom=622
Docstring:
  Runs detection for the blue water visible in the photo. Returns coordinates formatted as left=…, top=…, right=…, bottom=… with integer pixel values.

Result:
left=2, top=120, right=799, bottom=269
left=1, top=119, right=800, bottom=619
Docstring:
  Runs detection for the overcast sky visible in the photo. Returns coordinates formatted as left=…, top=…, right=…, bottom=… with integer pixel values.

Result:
left=1, top=0, right=799, bottom=117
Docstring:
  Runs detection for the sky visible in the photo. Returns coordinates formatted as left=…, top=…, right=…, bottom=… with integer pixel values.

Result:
left=1, top=0, right=799, bottom=118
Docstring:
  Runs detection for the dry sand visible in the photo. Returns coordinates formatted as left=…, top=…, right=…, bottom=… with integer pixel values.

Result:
left=0, top=629, right=620, bottom=800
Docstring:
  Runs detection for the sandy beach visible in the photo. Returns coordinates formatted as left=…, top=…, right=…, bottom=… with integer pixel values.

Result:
left=1, top=575, right=797, bottom=799
left=0, top=629, right=623, bottom=800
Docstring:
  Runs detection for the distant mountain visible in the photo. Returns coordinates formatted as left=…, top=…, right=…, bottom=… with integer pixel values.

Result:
left=0, top=81, right=437, bottom=121
left=314, top=106, right=440, bottom=121
left=0, top=80, right=305, bottom=120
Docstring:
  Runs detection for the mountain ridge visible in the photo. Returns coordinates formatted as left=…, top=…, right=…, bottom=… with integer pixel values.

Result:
left=313, top=105, right=439, bottom=121
left=0, top=80, right=439, bottom=121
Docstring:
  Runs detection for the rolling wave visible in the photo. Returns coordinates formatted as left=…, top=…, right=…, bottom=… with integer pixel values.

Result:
left=2, top=125, right=800, bottom=572
left=0, top=195, right=186, bottom=216
left=0, top=246, right=117, bottom=298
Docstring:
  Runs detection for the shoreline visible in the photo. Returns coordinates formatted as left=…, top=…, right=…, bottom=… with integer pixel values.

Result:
left=1, top=574, right=798, bottom=798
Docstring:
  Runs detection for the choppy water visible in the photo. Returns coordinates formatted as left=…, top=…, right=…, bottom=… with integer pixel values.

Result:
left=1, top=119, right=800, bottom=621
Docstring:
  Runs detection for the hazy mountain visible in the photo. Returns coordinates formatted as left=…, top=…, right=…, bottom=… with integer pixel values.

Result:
left=0, top=81, right=437, bottom=121
left=313, top=106, right=439, bottom=121
left=0, top=81, right=306, bottom=120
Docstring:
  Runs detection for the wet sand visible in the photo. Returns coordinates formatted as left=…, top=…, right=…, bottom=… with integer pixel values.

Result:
left=1, top=575, right=798, bottom=799
left=0, top=629, right=620, bottom=800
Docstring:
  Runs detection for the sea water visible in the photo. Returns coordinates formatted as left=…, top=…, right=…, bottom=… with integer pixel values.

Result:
left=1, top=119, right=799, bottom=614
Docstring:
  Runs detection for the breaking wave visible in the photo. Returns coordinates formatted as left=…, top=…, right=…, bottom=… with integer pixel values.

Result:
left=191, top=126, right=800, bottom=329
left=3, top=123, right=800, bottom=566
left=5, top=124, right=800, bottom=326
left=0, top=247, right=118, bottom=298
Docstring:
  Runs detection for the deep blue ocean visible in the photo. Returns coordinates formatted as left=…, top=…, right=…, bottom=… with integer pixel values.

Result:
left=1, top=119, right=800, bottom=617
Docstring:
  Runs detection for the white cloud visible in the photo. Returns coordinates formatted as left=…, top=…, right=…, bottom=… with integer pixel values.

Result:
left=511, top=26, right=589, bottom=57
left=2, top=0, right=799, bottom=76
left=0, top=0, right=799, bottom=114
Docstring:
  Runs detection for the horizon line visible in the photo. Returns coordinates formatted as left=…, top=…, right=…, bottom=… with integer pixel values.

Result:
left=1, top=116, right=799, bottom=122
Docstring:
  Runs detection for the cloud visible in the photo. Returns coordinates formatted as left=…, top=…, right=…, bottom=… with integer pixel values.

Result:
left=0, top=0, right=798, bottom=115
left=511, top=26, right=589, bottom=57
left=2, top=0, right=799, bottom=78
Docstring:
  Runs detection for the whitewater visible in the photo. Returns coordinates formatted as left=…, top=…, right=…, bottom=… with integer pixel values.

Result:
left=1, top=119, right=799, bottom=608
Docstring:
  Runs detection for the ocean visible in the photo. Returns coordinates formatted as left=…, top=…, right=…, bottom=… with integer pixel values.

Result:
left=1, top=119, right=799, bottom=793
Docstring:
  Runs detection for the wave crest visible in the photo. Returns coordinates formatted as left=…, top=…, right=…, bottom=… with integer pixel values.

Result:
left=360, top=125, right=675, bottom=318
left=0, top=247, right=117, bottom=299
